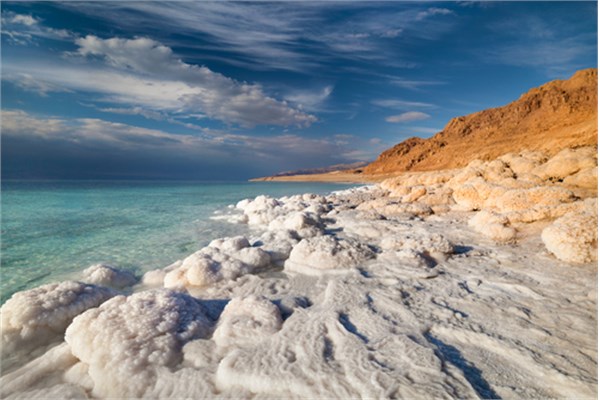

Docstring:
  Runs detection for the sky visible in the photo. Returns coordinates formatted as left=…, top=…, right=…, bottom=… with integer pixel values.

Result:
left=1, top=1, right=597, bottom=180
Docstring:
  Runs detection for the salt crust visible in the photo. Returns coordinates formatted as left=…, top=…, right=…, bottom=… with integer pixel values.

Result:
left=0, top=281, right=114, bottom=369
left=213, top=295, right=283, bottom=348
left=541, top=199, right=598, bottom=263
left=159, top=236, right=270, bottom=289
left=65, top=289, right=212, bottom=398
left=81, top=263, right=137, bottom=289
left=380, top=146, right=597, bottom=252
left=285, top=235, right=375, bottom=275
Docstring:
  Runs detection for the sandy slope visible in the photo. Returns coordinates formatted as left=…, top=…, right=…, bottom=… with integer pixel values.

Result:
left=0, top=146, right=597, bottom=399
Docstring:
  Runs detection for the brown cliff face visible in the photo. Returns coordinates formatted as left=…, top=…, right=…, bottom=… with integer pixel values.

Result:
left=364, top=68, right=598, bottom=175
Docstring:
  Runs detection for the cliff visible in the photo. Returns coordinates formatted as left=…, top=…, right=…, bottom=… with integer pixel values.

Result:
left=364, top=68, right=598, bottom=174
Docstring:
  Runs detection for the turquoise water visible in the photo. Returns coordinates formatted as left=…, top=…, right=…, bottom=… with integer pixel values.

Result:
left=1, top=181, right=357, bottom=303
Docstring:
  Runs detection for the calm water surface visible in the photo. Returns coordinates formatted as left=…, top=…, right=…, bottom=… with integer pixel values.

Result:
left=1, top=180, right=358, bottom=303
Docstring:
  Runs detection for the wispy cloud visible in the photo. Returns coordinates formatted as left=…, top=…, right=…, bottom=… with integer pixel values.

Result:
left=4, top=73, right=72, bottom=96
left=416, top=8, right=454, bottom=21
left=483, top=13, right=597, bottom=75
left=385, top=111, right=431, bottom=123
left=284, top=86, right=334, bottom=112
left=389, top=79, right=446, bottom=90
left=372, top=99, right=435, bottom=109
left=58, top=2, right=457, bottom=72
left=1, top=11, right=73, bottom=44
left=6, top=35, right=317, bottom=128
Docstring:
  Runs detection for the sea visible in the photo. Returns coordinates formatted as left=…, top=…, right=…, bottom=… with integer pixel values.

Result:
left=1, top=180, right=358, bottom=304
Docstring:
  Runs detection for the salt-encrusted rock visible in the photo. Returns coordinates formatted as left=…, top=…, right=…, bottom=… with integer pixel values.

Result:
left=209, top=236, right=250, bottom=253
left=254, top=230, right=300, bottom=265
left=480, top=159, right=515, bottom=182
left=142, top=260, right=182, bottom=287
left=380, top=231, right=454, bottom=255
left=541, top=199, right=598, bottom=263
left=163, top=236, right=271, bottom=290
left=469, top=211, right=517, bottom=242
left=451, top=177, right=511, bottom=211
left=563, top=167, right=598, bottom=189
left=401, top=186, right=427, bottom=203
left=285, top=235, right=375, bottom=275
left=503, top=201, right=585, bottom=224
left=213, top=296, right=282, bottom=348
left=1, top=281, right=114, bottom=366
left=267, top=211, right=323, bottom=237
left=486, top=186, right=576, bottom=213
left=65, top=290, right=212, bottom=398
left=532, top=147, right=598, bottom=181
left=357, top=198, right=433, bottom=217
left=419, top=187, right=455, bottom=207
left=81, top=264, right=137, bottom=289
left=499, top=151, right=546, bottom=176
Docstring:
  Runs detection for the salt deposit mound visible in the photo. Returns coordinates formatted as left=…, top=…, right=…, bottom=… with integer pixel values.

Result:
left=285, top=235, right=375, bottom=275
left=81, top=263, right=137, bottom=289
left=213, top=296, right=283, bottom=348
left=0, top=281, right=114, bottom=370
left=542, top=199, right=598, bottom=263
left=65, top=289, right=212, bottom=398
left=379, top=146, right=598, bottom=260
left=147, top=236, right=271, bottom=290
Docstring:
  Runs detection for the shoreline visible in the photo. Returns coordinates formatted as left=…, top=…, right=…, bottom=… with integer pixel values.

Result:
left=1, top=146, right=597, bottom=398
left=250, top=171, right=391, bottom=184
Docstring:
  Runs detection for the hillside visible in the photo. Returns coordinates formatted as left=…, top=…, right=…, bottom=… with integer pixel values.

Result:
left=363, top=68, right=598, bottom=174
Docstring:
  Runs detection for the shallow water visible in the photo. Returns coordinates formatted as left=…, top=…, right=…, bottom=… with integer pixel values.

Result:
left=1, top=180, right=357, bottom=303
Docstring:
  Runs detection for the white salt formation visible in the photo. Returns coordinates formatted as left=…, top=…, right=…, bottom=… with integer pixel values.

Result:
left=285, top=235, right=375, bottom=275
left=65, top=290, right=212, bottom=398
left=0, top=146, right=596, bottom=399
left=158, top=236, right=271, bottom=290
left=81, top=263, right=137, bottom=289
left=0, top=281, right=114, bottom=371
left=213, top=296, right=282, bottom=348
left=542, top=199, right=598, bottom=263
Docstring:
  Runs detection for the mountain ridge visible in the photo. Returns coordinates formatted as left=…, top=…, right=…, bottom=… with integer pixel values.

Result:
left=363, top=68, right=598, bottom=175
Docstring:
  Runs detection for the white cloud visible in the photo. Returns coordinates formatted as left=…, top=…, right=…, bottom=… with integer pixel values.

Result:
left=5, top=35, right=316, bottom=128
left=1, top=11, right=73, bottom=44
left=372, top=99, right=435, bottom=109
left=10, top=14, right=38, bottom=26
left=4, top=73, right=72, bottom=96
left=416, top=8, right=453, bottom=21
left=74, top=35, right=317, bottom=127
left=96, top=107, right=167, bottom=121
left=284, top=86, right=333, bottom=111
left=385, top=111, right=431, bottom=123
left=389, top=79, right=445, bottom=90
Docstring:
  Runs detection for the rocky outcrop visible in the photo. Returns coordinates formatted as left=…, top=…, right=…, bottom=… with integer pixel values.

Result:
left=364, top=69, right=598, bottom=174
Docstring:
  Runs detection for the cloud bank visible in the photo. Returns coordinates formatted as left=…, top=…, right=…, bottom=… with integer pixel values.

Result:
left=2, top=110, right=379, bottom=180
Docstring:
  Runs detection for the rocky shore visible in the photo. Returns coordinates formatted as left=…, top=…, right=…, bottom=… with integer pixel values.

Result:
left=1, top=146, right=597, bottom=399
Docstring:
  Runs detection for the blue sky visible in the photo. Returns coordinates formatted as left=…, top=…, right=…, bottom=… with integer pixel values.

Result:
left=1, top=1, right=597, bottom=180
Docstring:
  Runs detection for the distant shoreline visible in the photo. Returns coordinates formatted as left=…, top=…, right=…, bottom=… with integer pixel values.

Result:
left=250, top=171, right=391, bottom=183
